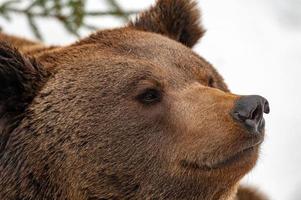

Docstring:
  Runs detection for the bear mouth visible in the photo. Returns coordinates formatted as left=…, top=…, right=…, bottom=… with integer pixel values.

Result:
left=180, top=142, right=262, bottom=171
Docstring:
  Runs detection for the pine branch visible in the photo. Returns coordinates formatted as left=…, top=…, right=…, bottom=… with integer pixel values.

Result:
left=0, top=0, right=139, bottom=40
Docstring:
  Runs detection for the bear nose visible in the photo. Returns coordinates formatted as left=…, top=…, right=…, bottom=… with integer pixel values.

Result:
left=231, top=95, right=270, bottom=134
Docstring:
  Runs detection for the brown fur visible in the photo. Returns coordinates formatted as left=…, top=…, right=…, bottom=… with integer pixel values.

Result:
left=0, top=0, right=268, bottom=199
left=237, top=187, right=268, bottom=200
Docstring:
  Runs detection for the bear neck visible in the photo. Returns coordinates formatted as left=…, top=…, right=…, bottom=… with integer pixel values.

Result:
left=151, top=184, right=239, bottom=200
left=129, top=175, right=240, bottom=200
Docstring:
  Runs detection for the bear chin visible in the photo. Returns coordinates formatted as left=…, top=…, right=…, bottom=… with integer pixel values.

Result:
left=180, top=145, right=259, bottom=172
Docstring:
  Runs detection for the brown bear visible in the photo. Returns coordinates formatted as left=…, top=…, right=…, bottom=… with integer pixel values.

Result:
left=0, top=0, right=270, bottom=199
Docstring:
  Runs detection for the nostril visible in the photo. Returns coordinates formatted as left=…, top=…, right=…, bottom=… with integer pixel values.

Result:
left=250, top=104, right=263, bottom=121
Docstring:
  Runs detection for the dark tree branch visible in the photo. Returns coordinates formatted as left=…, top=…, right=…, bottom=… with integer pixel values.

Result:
left=0, top=0, right=139, bottom=40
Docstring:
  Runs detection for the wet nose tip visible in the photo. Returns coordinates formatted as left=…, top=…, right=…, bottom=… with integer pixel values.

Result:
left=232, top=95, right=270, bottom=133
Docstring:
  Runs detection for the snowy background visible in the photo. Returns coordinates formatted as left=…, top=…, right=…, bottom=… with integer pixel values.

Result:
left=1, top=0, right=301, bottom=199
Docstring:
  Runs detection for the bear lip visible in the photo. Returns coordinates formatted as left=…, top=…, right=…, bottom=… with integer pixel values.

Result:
left=180, top=139, right=263, bottom=171
left=209, top=144, right=259, bottom=169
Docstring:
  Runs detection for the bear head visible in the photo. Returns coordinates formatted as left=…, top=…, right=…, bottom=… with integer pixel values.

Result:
left=0, top=0, right=269, bottom=199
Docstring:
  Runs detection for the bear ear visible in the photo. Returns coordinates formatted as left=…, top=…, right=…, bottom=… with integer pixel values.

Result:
left=0, top=42, right=49, bottom=117
left=128, top=0, right=205, bottom=48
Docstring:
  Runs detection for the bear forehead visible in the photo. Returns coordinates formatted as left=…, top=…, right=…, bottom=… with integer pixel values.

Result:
left=39, top=28, right=229, bottom=92
left=64, top=28, right=212, bottom=83
left=81, top=28, right=202, bottom=63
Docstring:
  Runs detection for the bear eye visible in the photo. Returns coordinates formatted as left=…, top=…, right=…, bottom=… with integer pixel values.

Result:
left=208, top=76, right=214, bottom=87
left=136, top=88, right=162, bottom=105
